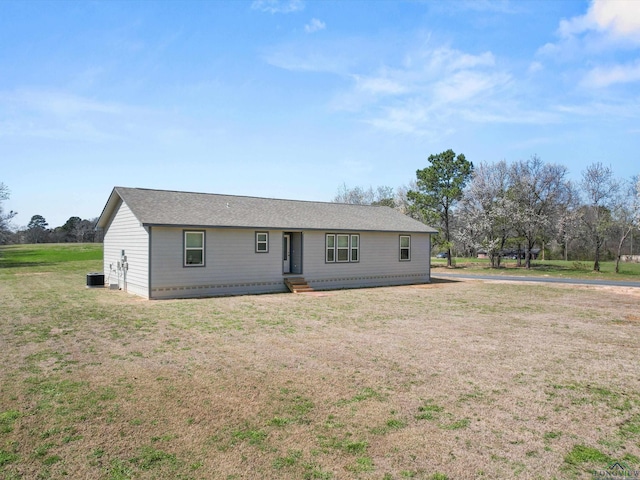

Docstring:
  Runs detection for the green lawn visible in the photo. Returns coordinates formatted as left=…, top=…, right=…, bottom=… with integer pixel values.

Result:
left=0, top=243, right=102, bottom=269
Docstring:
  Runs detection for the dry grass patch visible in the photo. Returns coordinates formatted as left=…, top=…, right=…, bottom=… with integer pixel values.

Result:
left=1, top=250, right=639, bottom=478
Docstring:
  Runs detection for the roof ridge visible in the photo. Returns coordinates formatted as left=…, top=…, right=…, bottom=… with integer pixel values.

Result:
left=115, top=186, right=389, bottom=209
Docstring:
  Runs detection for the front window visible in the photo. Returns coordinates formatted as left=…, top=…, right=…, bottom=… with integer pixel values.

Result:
left=350, top=234, right=359, bottom=262
left=326, top=234, right=335, bottom=262
left=337, top=234, right=350, bottom=262
left=184, top=231, right=205, bottom=266
left=326, top=233, right=359, bottom=263
left=400, top=235, right=411, bottom=261
left=256, top=232, right=269, bottom=253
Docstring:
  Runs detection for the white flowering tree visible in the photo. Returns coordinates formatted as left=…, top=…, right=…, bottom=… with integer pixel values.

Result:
left=456, top=160, right=514, bottom=268
left=508, top=156, right=572, bottom=268
left=612, top=175, right=640, bottom=273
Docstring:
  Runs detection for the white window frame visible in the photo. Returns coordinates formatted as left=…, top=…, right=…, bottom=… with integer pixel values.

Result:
left=184, top=230, right=205, bottom=267
left=326, top=234, right=335, bottom=262
left=336, top=234, right=350, bottom=262
left=350, top=234, right=359, bottom=262
left=326, top=233, right=360, bottom=263
left=255, top=231, right=269, bottom=253
left=399, top=235, right=411, bottom=261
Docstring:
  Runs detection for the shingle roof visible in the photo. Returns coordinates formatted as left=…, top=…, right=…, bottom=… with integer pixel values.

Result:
left=97, top=187, right=437, bottom=233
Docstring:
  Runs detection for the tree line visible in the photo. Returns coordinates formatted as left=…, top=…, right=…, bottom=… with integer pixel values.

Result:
left=19, top=215, right=101, bottom=244
left=0, top=184, right=101, bottom=244
left=333, top=150, right=640, bottom=273
left=2, top=153, right=639, bottom=270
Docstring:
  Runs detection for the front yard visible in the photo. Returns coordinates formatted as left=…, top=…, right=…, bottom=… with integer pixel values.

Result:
left=1, top=244, right=639, bottom=479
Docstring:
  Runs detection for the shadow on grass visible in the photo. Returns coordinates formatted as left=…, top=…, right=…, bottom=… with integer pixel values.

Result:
left=524, top=264, right=576, bottom=272
left=0, top=248, right=53, bottom=269
left=437, top=261, right=585, bottom=273
left=429, top=277, right=461, bottom=284
left=0, top=261, right=55, bottom=268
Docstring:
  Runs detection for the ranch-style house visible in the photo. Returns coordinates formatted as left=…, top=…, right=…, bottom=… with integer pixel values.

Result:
left=96, top=187, right=437, bottom=299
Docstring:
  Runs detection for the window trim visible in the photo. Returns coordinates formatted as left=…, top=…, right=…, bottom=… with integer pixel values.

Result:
left=336, top=234, right=350, bottom=263
left=326, top=234, right=335, bottom=263
left=255, top=231, right=269, bottom=253
left=399, top=235, right=411, bottom=261
left=350, top=234, right=359, bottom=262
left=184, top=230, right=205, bottom=267
left=326, top=233, right=360, bottom=263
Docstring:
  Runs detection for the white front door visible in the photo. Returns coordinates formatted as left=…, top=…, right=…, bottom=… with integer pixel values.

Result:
left=283, top=234, right=291, bottom=273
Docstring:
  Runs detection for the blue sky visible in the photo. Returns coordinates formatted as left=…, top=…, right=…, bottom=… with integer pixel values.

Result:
left=1, top=0, right=639, bottom=228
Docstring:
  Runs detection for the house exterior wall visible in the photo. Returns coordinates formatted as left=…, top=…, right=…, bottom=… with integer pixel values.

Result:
left=147, top=227, right=430, bottom=299
left=149, top=227, right=288, bottom=299
left=103, top=200, right=150, bottom=298
left=302, top=231, right=431, bottom=290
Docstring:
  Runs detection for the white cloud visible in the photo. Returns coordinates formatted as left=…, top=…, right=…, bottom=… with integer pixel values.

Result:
left=365, top=103, right=432, bottom=136
left=304, top=18, right=325, bottom=34
left=340, top=47, right=512, bottom=135
left=433, top=71, right=510, bottom=105
left=262, top=40, right=361, bottom=74
left=537, top=1, right=640, bottom=90
left=581, top=60, right=640, bottom=87
left=561, top=0, right=640, bottom=39
left=352, top=75, right=407, bottom=95
left=553, top=98, right=640, bottom=118
left=251, top=0, right=304, bottom=14
left=461, top=104, right=561, bottom=124
left=3, top=89, right=122, bottom=117
left=264, top=49, right=346, bottom=73
left=0, top=89, right=146, bottom=142
left=539, top=0, right=640, bottom=59
left=351, top=47, right=499, bottom=98
left=427, top=48, right=496, bottom=72
left=528, top=61, right=543, bottom=74
left=266, top=37, right=561, bottom=137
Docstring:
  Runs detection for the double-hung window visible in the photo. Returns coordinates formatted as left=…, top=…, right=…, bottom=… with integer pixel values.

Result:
left=184, top=231, right=205, bottom=266
left=326, top=233, right=359, bottom=263
left=336, top=234, right=350, bottom=262
left=350, top=235, right=359, bottom=262
left=399, top=235, right=411, bottom=261
left=326, top=234, right=335, bottom=262
left=255, top=232, right=269, bottom=253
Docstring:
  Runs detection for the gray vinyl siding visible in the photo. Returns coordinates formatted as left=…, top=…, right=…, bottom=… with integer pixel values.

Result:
left=302, top=231, right=431, bottom=290
left=147, top=227, right=430, bottom=299
left=149, top=227, right=288, bottom=299
left=102, top=200, right=150, bottom=298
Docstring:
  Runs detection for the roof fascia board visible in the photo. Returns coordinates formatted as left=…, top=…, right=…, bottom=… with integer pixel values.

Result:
left=142, top=223, right=436, bottom=234
left=96, top=188, right=124, bottom=230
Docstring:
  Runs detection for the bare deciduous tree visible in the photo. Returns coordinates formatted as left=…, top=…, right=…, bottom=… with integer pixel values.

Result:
left=0, top=183, right=17, bottom=244
left=333, top=184, right=396, bottom=207
left=581, top=163, right=619, bottom=271
left=612, top=176, right=640, bottom=273
left=555, top=183, right=582, bottom=261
